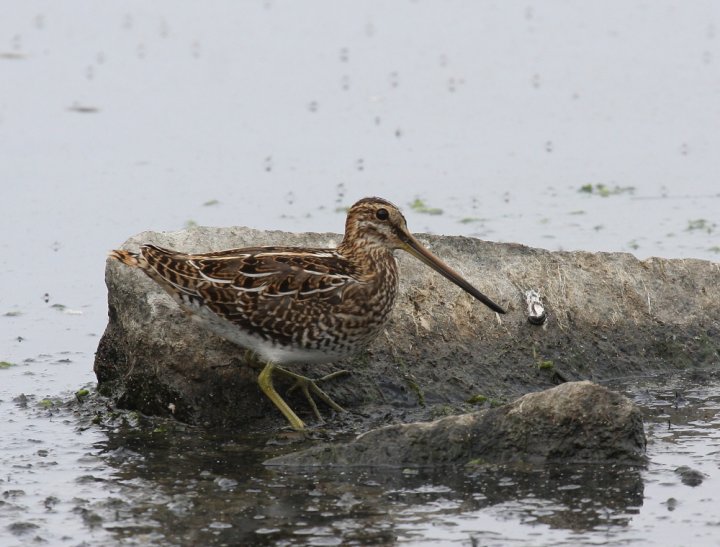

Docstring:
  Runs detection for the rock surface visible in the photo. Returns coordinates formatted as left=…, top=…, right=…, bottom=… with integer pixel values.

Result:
left=95, top=226, right=720, bottom=429
left=265, top=381, right=647, bottom=466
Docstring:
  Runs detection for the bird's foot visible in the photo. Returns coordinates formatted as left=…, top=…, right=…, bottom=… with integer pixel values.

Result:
left=276, top=367, right=350, bottom=422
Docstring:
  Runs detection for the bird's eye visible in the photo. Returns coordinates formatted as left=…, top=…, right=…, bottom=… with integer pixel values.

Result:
left=376, top=208, right=389, bottom=220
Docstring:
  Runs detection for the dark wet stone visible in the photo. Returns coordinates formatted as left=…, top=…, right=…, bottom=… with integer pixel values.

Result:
left=95, top=226, right=720, bottom=429
left=75, top=475, right=106, bottom=484
left=44, top=496, right=60, bottom=510
left=7, top=521, right=39, bottom=535
left=73, top=506, right=103, bottom=528
left=265, top=381, right=647, bottom=467
left=675, top=465, right=706, bottom=487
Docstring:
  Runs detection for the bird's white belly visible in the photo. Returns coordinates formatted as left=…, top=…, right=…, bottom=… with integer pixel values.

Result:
left=187, top=305, right=348, bottom=365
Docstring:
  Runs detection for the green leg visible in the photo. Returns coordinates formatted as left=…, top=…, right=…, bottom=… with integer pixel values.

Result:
left=276, top=367, right=349, bottom=421
left=257, top=362, right=306, bottom=431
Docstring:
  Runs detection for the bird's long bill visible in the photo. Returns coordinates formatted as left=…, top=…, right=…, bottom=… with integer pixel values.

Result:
left=402, top=234, right=506, bottom=314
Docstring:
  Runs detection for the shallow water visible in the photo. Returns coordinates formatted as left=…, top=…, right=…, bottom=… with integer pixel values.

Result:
left=2, top=370, right=720, bottom=546
left=2, top=2, right=720, bottom=545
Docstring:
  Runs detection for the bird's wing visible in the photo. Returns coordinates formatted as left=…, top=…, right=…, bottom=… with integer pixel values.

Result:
left=139, top=244, right=363, bottom=318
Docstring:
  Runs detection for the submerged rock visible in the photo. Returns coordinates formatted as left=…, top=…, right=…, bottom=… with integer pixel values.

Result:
left=675, top=465, right=706, bottom=487
left=265, top=381, right=646, bottom=467
left=94, top=226, right=720, bottom=429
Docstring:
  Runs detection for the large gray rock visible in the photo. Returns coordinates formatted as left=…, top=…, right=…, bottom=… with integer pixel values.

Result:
left=264, top=381, right=647, bottom=466
left=94, top=226, right=720, bottom=429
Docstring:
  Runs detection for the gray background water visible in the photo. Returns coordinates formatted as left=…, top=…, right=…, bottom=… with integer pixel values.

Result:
left=1, top=2, right=719, bottom=545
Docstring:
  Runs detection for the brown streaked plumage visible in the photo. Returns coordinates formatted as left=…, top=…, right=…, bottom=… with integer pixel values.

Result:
left=110, top=196, right=505, bottom=430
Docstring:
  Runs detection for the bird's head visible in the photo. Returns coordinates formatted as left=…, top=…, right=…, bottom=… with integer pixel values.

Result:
left=341, top=196, right=506, bottom=314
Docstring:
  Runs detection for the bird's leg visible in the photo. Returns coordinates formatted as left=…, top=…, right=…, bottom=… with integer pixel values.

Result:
left=274, top=367, right=350, bottom=422
left=243, top=350, right=264, bottom=369
left=257, top=362, right=306, bottom=431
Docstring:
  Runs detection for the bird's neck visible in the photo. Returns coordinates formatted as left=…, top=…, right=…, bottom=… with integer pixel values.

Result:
left=337, top=237, right=398, bottom=281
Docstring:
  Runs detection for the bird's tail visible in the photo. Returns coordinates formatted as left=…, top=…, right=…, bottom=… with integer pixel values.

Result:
left=109, top=249, right=141, bottom=267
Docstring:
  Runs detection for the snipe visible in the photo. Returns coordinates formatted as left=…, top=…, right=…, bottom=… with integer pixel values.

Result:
left=110, top=197, right=505, bottom=430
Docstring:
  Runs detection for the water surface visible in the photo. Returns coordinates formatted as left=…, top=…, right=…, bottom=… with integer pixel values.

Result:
left=2, top=2, right=719, bottom=545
